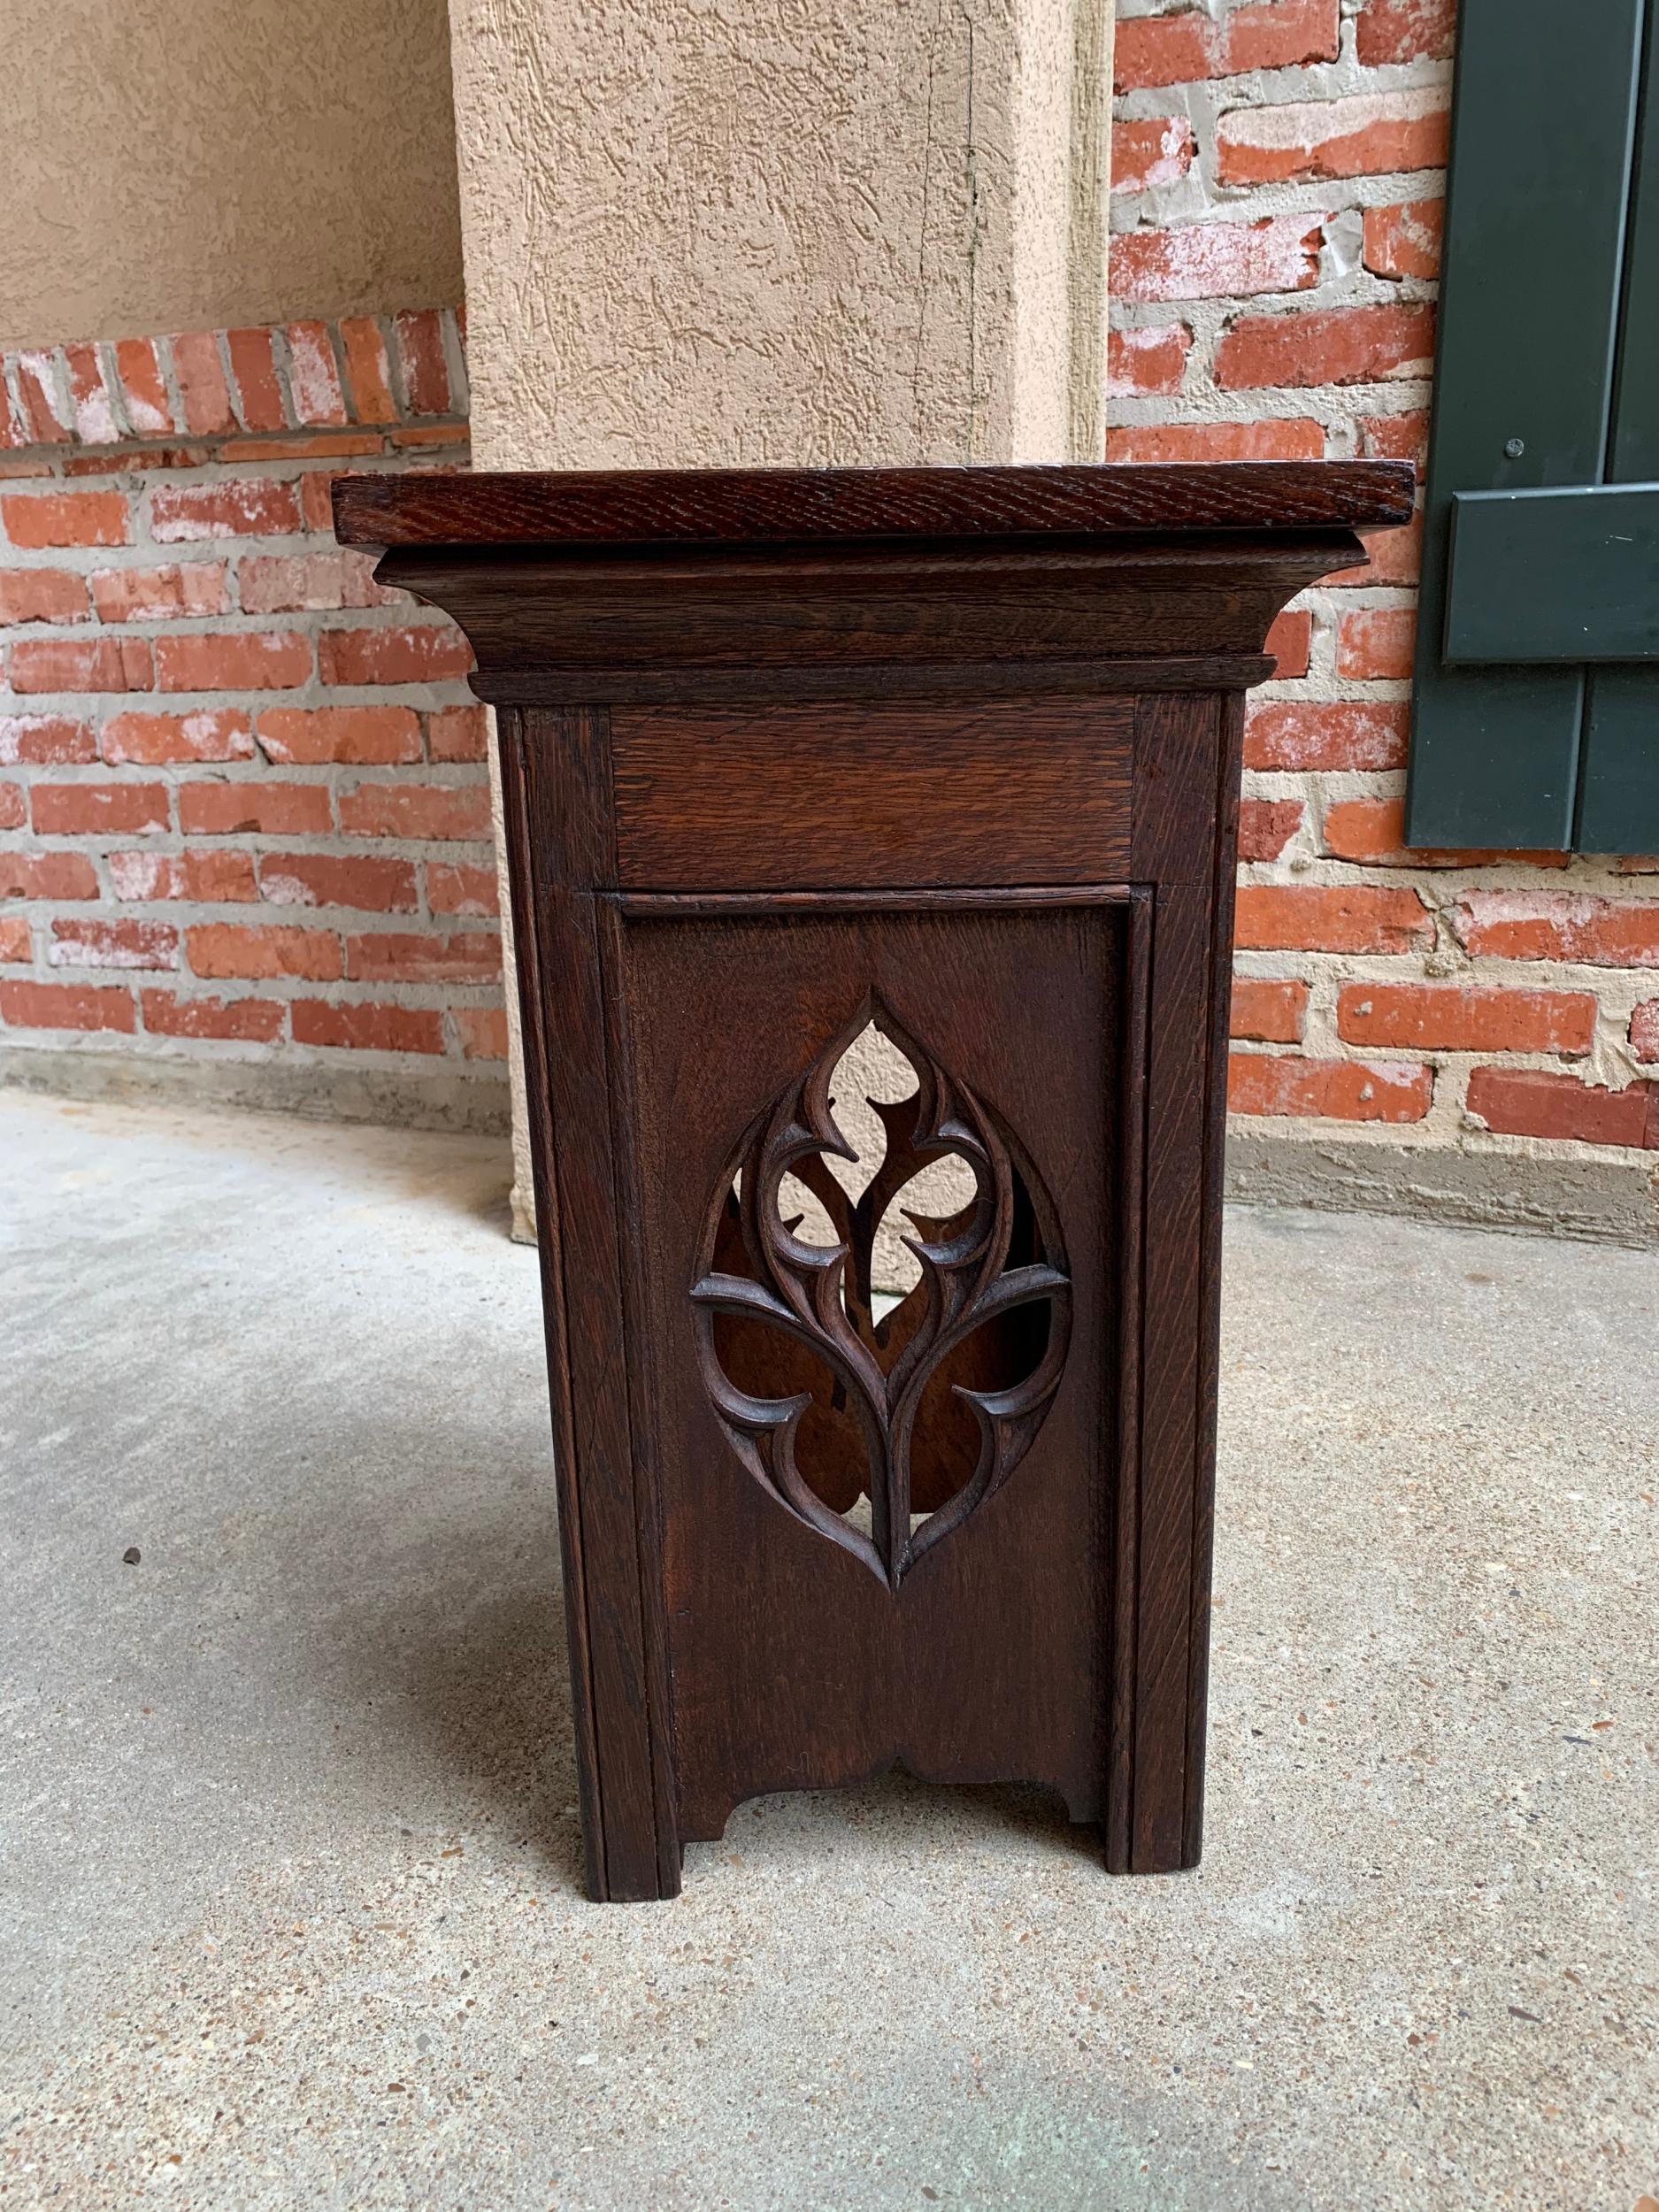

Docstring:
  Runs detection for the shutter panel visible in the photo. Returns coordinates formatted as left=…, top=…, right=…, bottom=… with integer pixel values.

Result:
left=1403, top=0, right=1649, bottom=852
left=1579, top=0, right=1659, bottom=851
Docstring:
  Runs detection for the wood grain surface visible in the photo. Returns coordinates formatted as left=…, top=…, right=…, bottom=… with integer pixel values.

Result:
left=611, top=702, right=1135, bottom=889
left=335, top=460, right=1415, bottom=548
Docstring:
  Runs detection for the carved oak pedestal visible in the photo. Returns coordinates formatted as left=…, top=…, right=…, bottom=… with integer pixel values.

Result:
left=335, top=463, right=1412, bottom=1901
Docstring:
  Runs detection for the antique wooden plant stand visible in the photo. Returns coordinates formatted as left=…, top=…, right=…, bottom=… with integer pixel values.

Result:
left=335, top=463, right=1412, bottom=1900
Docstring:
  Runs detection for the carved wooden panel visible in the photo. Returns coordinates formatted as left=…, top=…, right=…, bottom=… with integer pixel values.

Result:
left=602, top=891, right=1136, bottom=1847
left=691, top=999, right=1071, bottom=1589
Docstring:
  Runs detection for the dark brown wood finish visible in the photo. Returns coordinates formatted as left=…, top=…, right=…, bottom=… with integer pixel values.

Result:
left=611, top=702, right=1134, bottom=888
left=334, top=459, right=1414, bottom=548
left=495, top=708, right=677, bottom=1899
left=336, top=462, right=1408, bottom=1899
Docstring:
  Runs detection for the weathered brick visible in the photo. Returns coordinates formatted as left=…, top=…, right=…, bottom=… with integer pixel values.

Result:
left=1246, top=700, right=1409, bottom=772
left=8, top=636, right=153, bottom=693
left=1328, top=510, right=1423, bottom=588
left=50, top=918, right=180, bottom=971
left=1465, top=1065, right=1659, bottom=1149
left=1265, top=609, right=1311, bottom=680
left=1109, top=418, right=1325, bottom=463
left=12, top=354, right=70, bottom=444
left=1362, top=411, right=1432, bottom=473
left=1336, top=608, right=1416, bottom=680
left=426, top=861, right=499, bottom=916
left=1112, top=117, right=1196, bottom=194
left=318, top=624, right=474, bottom=686
left=1115, top=0, right=1338, bottom=88
left=292, top=997, right=445, bottom=1053
left=1217, top=91, right=1449, bottom=187
left=394, top=311, right=453, bottom=415
left=225, top=327, right=288, bottom=433
left=110, top=850, right=259, bottom=902
left=0, top=570, right=90, bottom=626
left=169, top=332, right=236, bottom=435
left=112, top=338, right=174, bottom=435
left=227, top=432, right=382, bottom=465
left=1107, top=324, right=1194, bottom=398
left=239, top=551, right=393, bottom=614
left=1217, top=303, right=1436, bottom=389
left=388, top=424, right=469, bottom=451
left=65, top=343, right=121, bottom=443
left=0, top=979, right=134, bottom=1033
left=187, top=922, right=342, bottom=981
left=1239, top=797, right=1303, bottom=862
left=89, top=563, right=228, bottom=621
left=140, top=989, right=286, bottom=1041
left=1229, top=1051, right=1432, bottom=1122
left=1112, top=216, right=1323, bottom=303
left=1450, top=893, right=1659, bottom=969
left=154, top=631, right=311, bottom=692
left=256, top=854, right=419, bottom=911
left=1236, top=883, right=1432, bottom=953
left=31, top=780, right=169, bottom=835
left=1632, top=1001, right=1659, bottom=1062
left=1225, top=0, right=1341, bottom=71
left=427, top=705, right=489, bottom=763
left=0, top=715, right=96, bottom=765
left=339, top=318, right=399, bottom=424
left=1363, top=199, right=1444, bottom=280
left=1113, top=6, right=1211, bottom=88
left=454, top=1005, right=509, bottom=1061
left=284, top=322, right=348, bottom=427
left=0, top=852, right=100, bottom=900
left=256, top=705, right=422, bottom=764
left=61, top=447, right=206, bottom=476
left=1356, top=0, right=1456, bottom=65
left=150, top=478, right=302, bottom=541
left=299, top=472, right=339, bottom=534
left=1230, top=977, right=1308, bottom=1044
left=0, top=915, right=29, bottom=962
left=3, top=490, right=130, bottom=549
left=179, top=781, right=332, bottom=836
left=0, top=782, right=23, bottom=830
left=336, top=780, right=492, bottom=841
left=345, top=930, right=502, bottom=983
left=1322, top=795, right=1566, bottom=869
left=1337, top=983, right=1596, bottom=1056
left=101, top=709, right=255, bottom=765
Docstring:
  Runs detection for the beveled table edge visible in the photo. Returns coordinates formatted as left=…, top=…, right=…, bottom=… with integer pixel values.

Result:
left=333, top=460, right=1417, bottom=551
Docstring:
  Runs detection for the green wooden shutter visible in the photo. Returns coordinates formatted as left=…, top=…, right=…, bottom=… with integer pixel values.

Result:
left=1404, top=0, right=1659, bottom=854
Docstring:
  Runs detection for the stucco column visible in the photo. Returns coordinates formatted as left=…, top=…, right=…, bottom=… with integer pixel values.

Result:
left=446, top=0, right=1114, bottom=1236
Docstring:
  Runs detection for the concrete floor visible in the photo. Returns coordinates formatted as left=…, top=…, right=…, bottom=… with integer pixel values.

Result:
left=1, top=1089, right=1655, bottom=2212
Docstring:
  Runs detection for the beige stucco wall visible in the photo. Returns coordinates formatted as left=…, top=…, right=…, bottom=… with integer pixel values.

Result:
left=446, top=0, right=1112, bottom=1236
left=0, top=0, right=463, bottom=349
left=448, top=0, right=1110, bottom=472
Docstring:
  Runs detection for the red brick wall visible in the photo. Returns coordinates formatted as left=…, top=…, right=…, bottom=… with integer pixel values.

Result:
left=1112, top=0, right=1659, bottom=1176
left=0, top=308, right=507, bottom=1124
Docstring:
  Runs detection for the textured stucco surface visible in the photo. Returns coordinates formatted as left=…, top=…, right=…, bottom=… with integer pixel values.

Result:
left=4, top=1089, right=1655, bottom=2208
left=0, top=0, right=464, bottom=348
left=448, top=0, right=1111, bottom=472
left=449, top=0, right=1112, bottom=1229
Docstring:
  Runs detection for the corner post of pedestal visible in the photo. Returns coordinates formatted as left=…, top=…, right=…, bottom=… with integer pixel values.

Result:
left=494, top=698, right=681, bottom=1901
